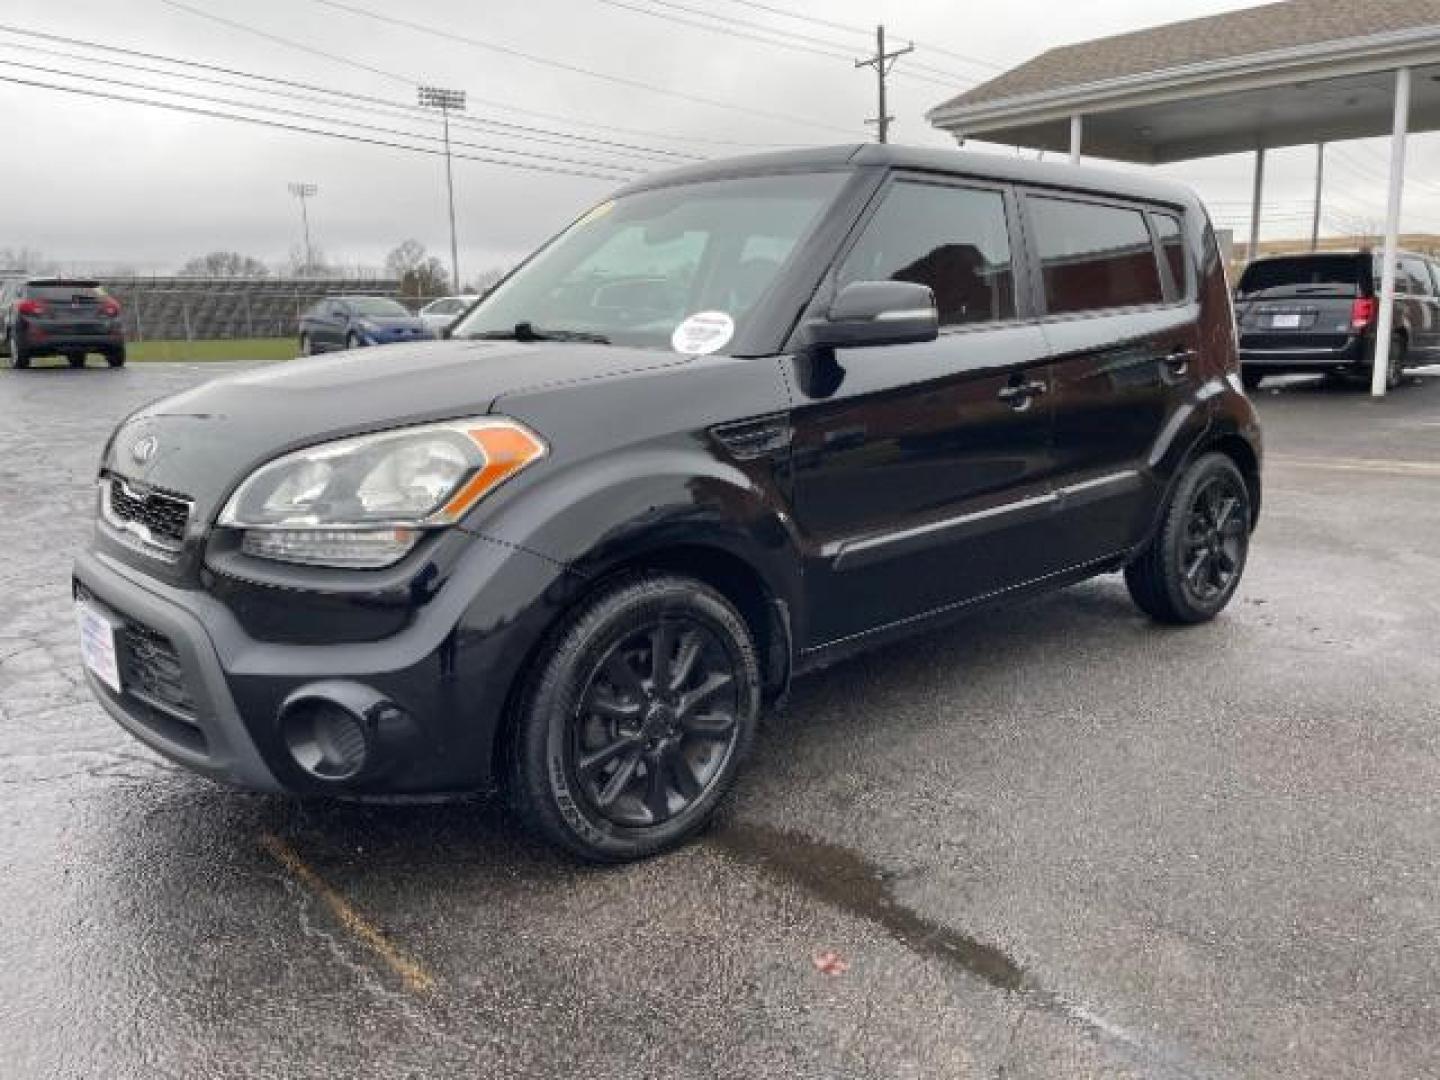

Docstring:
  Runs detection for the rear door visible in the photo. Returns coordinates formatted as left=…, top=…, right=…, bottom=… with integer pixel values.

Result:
left=26, top=282, right=109, bottom=336
left=1025, top=192, right=1199, bottom=567
left=1234, top=255, right=1365, bottom=351
left=785, top=173, right=1054, bottom=646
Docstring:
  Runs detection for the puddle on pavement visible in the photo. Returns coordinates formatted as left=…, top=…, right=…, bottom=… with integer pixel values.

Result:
left=713, top=822, right=1027, bottom=994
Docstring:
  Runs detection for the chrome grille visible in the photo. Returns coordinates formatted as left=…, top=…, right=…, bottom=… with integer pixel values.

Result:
left=102, top=477, right=192, bottom=554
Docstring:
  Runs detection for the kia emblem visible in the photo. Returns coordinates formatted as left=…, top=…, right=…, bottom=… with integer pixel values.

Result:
left=130, top=435, right=159, bottom=466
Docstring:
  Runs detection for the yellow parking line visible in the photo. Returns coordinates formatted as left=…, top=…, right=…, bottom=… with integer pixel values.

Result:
left=1268, top=455, right=1440, bottom=478
left=260, top=833, right=437, bottom=995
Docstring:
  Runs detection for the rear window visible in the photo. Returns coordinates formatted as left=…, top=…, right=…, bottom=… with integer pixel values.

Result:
left=24, top=282, right=106, bottom=301
left=1030, top=196, right=1163, bottom=315
left=1237, top=256, right=1365, bottom=298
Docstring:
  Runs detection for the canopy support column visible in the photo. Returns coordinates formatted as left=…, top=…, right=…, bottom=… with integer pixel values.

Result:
left=1310, top=142, right=1325, bottom=252
left=1069, top=114, right=1082, bottom=164
left=1248, top=147, right=1266, bottom=263
left=1372, top=66, right=1411, bottom=397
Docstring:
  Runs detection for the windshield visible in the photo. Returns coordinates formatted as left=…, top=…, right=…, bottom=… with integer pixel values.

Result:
left=453, top=172, right=848, bottom=353
left=349, top=298, right=410, bottom=317
left=1238, top=256, right=1367, bottom=298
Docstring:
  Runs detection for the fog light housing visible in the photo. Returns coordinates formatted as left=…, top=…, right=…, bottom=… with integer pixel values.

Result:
left=282, top=700, right=369, bottom=781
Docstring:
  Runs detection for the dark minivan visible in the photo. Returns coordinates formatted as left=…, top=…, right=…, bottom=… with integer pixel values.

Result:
left=75, top=145, right=1261, bottom=861
left=1235, top=249, right=1440, bottom=389
left=1, top=277, right=126, bottom=368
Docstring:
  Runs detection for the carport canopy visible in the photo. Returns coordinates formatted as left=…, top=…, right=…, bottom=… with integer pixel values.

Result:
left=927, top=0, right=1440, bottom=396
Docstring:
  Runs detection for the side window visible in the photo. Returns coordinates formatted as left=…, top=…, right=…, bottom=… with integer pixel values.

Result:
left=837, top=180, right=1016, bottom=327
left=1400, top=256, right=1432, bottom=295
left=1153, top=213, right=1187, bottom=299
left=1029, top=196, right=1164, bottom=315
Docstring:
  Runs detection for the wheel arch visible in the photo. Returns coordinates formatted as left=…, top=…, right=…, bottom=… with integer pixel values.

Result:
left=490, top=535, right=795, bottom=785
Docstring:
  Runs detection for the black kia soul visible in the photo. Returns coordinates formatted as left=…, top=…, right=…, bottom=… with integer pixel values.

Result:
left=75, top=145, right=1262, bottom=861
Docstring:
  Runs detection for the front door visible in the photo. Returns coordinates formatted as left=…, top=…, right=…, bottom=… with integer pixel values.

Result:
left=785, top=175, right=1055, bottom=648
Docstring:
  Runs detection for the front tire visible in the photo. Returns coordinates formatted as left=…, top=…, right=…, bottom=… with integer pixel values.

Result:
left=508, top=573, right=761, bottom=863
left=1125, top=453, right=1252, bottom=625
left=345, top=331, right=363, bottom=350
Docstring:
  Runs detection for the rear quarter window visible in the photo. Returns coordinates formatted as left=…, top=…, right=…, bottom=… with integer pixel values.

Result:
left=24, top=283, right=107, bottom=301
left=1028, top=196, right=1163, bottom=315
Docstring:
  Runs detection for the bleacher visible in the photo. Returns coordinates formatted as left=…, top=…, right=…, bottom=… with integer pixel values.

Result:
left=99, top=277, right=407, bottom=341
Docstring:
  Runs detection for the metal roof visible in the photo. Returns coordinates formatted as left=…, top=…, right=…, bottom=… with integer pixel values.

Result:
left=927, top=1, right=1440, bottom=163
left=936, top=0, right=1440, bottom=112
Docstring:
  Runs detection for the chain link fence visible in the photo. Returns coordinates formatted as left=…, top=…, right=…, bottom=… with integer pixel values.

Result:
left=97, top=278, right=458, bottom=341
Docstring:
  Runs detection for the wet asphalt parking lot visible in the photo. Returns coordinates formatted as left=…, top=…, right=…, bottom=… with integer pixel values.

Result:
left=1, top=359, right=1438, bottom=1079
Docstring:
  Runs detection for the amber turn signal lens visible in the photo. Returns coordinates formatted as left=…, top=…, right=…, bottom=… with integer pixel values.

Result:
left=438, top=424, right=548, bottom=520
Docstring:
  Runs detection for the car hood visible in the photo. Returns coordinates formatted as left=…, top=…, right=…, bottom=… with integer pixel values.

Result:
left=105, top=340, right=689, bottom=520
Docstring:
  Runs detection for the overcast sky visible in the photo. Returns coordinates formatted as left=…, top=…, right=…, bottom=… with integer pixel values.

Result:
left=4, top=0, right=1439, bottom=280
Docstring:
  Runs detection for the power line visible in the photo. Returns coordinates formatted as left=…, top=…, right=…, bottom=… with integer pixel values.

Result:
left=301, top=0, right=859, bottom=135
left=0, top=72, right=630, bottom=182
left=703, top=0, right=1005, bottom=72
left=130, top=8, right=773, bottom=152
left=594, top=0, right=975, bottom=88
left=0, top=57, right=642, bottom=176
left=0, top=33, right=689, bottom=167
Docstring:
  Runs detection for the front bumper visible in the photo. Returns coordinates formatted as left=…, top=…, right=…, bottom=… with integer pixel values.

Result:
left=73, top=532, right=573, bottom=794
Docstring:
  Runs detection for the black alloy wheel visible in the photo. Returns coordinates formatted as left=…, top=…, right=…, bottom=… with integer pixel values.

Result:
left=1177, top=473, right=1247, bottom=606
left=572, top=617, right=742, bottom=829
left=1125, top=452, right=1251, bottom=624
left=508, top=573, right=760, bottom=862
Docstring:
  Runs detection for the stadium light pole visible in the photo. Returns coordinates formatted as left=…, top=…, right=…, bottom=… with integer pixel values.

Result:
left=287, top=182, right=318, bottom=275
left=418, top=84, right=465, bottom=293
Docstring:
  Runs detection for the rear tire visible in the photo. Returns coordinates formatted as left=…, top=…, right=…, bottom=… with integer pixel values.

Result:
left=507, top=572, right=761, bottom=863
left=105, top=347, right=125, bottom=368
left=68, top=353, right=86, bottom=369
left=8, top=331, right=28, bottom=370
left=1240, top=368, right=1263, bottom=391
left=1125, top=453, right=1252, bottom=625
left=1384, top=333, right=1405, bottom=390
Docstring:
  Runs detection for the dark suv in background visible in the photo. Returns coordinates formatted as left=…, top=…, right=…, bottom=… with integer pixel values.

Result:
left=75, top=145, right=1261, bottom=862
left=1, top=277, right=125, bottom=368
left=1235, top=250, right=1440, bottom=389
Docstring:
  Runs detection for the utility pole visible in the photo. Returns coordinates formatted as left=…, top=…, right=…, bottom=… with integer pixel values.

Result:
left=1310, top=142, right=1326, bottom=252
left=418, top=84, right=466, bottom=293
left=287, top=182, right=318, bottom=275
left=854, top=25, right=913, bottom=144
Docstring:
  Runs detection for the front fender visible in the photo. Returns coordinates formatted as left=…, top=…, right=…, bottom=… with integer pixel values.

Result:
left=464, top=438, right=804, bottom=631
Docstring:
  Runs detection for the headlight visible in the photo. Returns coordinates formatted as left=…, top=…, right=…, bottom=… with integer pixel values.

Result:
left=217, top=417, right=546, bottom=568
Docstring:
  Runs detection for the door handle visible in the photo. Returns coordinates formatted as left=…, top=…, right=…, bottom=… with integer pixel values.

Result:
left=1161, top=348, right=1195, bottom=377
left=997, top=380, right=1048, bottom=408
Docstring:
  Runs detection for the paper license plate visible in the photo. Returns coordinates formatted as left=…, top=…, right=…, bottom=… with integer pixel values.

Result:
left=77, top=602, right=122, bottom=694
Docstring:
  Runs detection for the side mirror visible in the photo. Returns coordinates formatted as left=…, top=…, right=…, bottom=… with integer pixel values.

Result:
left=804, top=280, right=939, bottom=349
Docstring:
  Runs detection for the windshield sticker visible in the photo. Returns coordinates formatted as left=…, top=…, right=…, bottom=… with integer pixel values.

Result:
left=671, top=311, right=735, bottom=356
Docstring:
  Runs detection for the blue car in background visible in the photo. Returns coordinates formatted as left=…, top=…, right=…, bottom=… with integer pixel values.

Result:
left=298, top=296, right=435, bottom=354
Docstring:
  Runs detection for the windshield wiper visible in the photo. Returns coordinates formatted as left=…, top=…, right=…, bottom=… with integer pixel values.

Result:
left=468, top=321, right=610, bottom=344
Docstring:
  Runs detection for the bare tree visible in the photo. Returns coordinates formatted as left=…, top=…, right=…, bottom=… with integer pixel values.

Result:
left=0, top=247, right=56, bottom=275
left=180, top=251, right=270, bottom=278
left=385, top=239, right=449, bottom=299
